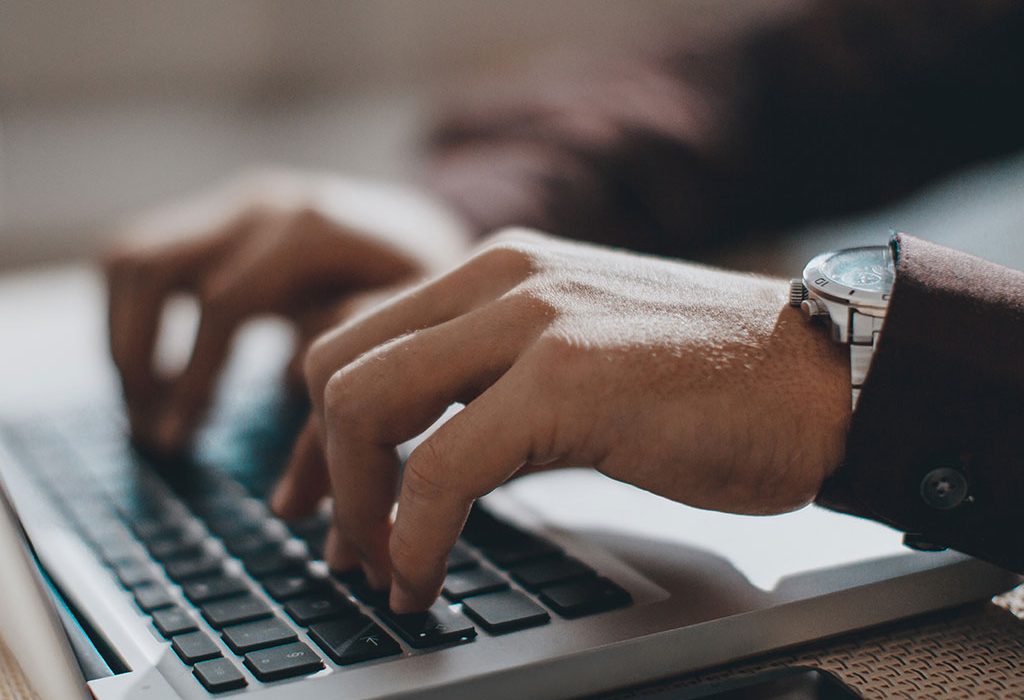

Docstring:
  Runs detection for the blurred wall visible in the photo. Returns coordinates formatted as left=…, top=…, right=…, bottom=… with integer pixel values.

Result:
left=0, top=1, right=782, bottom=270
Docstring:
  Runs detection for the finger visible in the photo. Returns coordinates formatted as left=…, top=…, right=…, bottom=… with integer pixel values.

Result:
left=319, top=298, right=536, bottom=589
left=106, top=261, right=170, bottom=414
left=303, top=243, right=533, bottom=423
left=270, top=419, right=332, bottom=520
left=286, top=299, right=357, bottom=391
left=389, top=368, right=535, bottom=612
left=153, top=227, right=301, bottom=451
left=106, top=244, right=226, bottom=442
left=106, top=212, right=254, bottom=436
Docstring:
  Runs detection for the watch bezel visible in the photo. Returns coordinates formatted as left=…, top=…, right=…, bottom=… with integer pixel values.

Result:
left=802, top=246, right=892, bottom=311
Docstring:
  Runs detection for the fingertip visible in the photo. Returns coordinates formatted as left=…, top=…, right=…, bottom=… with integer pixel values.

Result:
left=155, top=410, right=189, bottom=454
left=324, top=528, right=361, bottom=573
left=268, top=478, right=294, bottom=518
left=388, top=578, right=428, bottom=614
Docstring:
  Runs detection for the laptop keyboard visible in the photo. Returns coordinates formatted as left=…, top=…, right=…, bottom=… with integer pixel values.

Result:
left=5, top=405, right=632, bottom=693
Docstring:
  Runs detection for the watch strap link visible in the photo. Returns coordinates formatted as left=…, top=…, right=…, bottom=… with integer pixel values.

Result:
left=849, top=309, right=884, bottom=409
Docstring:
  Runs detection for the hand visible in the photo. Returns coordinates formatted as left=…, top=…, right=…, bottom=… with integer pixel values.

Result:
left=274, top=229, right=851, bottom=612
left=103, top=169, right=469, bottom=451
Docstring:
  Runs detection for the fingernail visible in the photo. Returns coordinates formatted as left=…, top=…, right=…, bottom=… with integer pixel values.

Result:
left=388, top=579, right=420, bottom=614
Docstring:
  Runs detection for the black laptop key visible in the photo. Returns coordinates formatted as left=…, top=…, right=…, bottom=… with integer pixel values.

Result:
left=206, top=506, right=267, bottom=539
left=172, top=631, right=222, bottom=664
left=148, top=533, right=205, bottom=562
left=114, top=561, right=154, bottom=588
left=165, top=554, right=224, bottom=582
left=378, top=600, right=477, bottom=649
left=284, top=592, right=357, bottom=626
left=152, top=606, right=198, bottom=638
left=223, top=528, right=285, bottom=558
left=243, top=641, right=324, bottom=682
left=461, top=590, right=551, bottom=634
left=304, top=534, right=327, bottom=559
left=309, top=616, right=401, bottom=665
left=481, top=535, right=562, bottom=568
left=193, top=657, right=247, bottom=693
left=133, top=583, right=175, bottom=612
left=442, top=567, right=509, bottom=601
left=201, top=594, right=273, bottom=629
left=131, top=517, right=195, bottom=543
left=511, top=556, right=595, bottom=591
left=221, top=616, right=297, bottom=654
left=242, top=547, right=307, bottom=579
left=183, top=575, right=249, bottom=604
left=447, top=541, right=478, bottom=572
left=289, top=512, right=330, bottom=542
left=460, top=505, right=507, bottom=545
left=263, top=573, right=323, bottom=601
left=539, top=577, right=632, bottom=618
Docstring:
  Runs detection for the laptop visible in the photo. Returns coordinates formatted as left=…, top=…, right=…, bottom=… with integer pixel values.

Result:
left=0, top=265, right=1017, bottom=700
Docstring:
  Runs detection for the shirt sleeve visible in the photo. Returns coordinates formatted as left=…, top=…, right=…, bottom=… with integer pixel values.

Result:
left=424, top=0, right=1024, bottom=256
left=816, top=233, right=1024, bottom=572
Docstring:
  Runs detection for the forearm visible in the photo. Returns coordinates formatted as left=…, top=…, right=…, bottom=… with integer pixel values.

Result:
left=425, top=0, right=1024, bottom=256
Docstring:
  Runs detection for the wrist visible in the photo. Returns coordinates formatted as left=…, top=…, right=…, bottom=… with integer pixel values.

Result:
left=778, top=301, right=852, bottom=480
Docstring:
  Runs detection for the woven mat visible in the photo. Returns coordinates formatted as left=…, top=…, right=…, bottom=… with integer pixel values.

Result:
left=601, top=585, right=1024, bottom=699
left=0, top=642, right=39, bottom=700
left=3, top=588, right=1024, bottom=700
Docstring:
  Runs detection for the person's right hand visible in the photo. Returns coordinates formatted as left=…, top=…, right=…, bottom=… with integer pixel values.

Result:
left=104, top=169, right=469, bottom=452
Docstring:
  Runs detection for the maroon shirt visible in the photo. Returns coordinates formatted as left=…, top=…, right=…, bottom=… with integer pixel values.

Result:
left=425, top=1, right=1024, bottom=572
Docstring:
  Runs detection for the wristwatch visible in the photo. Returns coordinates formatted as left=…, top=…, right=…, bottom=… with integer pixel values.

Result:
left=789, top=237, right=898, bottom=409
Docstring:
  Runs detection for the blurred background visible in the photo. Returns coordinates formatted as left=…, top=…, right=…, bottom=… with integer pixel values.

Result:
left=0, top=0, right=786, bottom=270
left=2, top=0, right=1023, bottom=273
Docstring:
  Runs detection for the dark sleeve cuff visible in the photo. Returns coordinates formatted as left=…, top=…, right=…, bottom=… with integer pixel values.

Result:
left=816, top=233, right=1024, bottom=572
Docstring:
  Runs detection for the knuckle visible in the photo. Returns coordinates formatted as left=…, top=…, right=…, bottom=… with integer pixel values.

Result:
left=102, top=244, right=159, bottom=279
left=288, top=205, right=329, bottom=231
left=502, top=283, right=559, bottom=322
left=534, top=333, right=588, bottom=368
left=402, top=447, right=449, bottom=506
left=323, top=367, right=370, bottom=431
left=388, top=527, right=423, bottom=575
left=101, top=247, right=135, bottom=275
left=471, top=237, right=543, bottom=277
left=196, top=277, right=237, bottom=318
left=303, top=330, right=335, bottom=392
left=526, top=334, right=591, bottom=398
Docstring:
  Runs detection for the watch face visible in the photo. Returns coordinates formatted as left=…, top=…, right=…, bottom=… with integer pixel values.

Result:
left=820, top=247, right=895, bottom=293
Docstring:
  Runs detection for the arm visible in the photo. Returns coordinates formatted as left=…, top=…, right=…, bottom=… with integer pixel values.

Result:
left=818, top=233, right=1024, bottom=571
left=272, top=230, right=1024, bottom=613
left=426, top=0, right=1024, bottom=255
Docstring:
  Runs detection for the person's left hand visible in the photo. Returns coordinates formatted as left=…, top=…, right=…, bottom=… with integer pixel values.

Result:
left=272, top=229, right=851, bottom=612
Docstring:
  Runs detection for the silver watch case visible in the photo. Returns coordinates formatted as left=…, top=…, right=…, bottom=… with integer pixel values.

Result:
left=800, top=248, right=891, bottom=344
